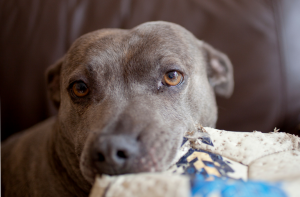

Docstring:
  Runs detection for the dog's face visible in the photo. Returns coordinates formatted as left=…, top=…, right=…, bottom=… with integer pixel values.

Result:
left=46, top=21, right=233, bottom=183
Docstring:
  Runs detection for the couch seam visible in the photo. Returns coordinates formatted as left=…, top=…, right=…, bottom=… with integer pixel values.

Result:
left=269, top=0, right=288, bottom=129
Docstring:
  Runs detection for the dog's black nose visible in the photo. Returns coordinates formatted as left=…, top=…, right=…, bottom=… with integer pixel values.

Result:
left=92, top=135, right=139, bottom=175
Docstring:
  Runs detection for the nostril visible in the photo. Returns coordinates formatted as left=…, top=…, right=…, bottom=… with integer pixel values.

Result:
left=116, top=150, right=128, bottom=159
left=97, top=152, right=105, bottom=162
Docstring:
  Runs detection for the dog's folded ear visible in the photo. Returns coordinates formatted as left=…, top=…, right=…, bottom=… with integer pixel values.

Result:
left=200, top=42, right=234, bottom=98
left=46, top=57, right=63, bottom=109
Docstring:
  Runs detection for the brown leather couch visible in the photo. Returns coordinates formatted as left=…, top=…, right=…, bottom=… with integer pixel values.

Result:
left=1, top=0, right=300, bottom=141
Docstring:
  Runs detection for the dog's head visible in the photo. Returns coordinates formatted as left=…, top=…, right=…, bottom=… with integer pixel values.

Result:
left=46, top=21, right=233, bottom=183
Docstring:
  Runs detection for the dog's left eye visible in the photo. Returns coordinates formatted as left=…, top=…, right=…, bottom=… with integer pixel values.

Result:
left=163, top=71, right=183, bottom=86
left=72, top=82, right=89, bottom=97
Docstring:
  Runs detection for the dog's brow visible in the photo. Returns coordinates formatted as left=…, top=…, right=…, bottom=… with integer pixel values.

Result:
left=159, top=56, right=185, bottom=68
left=85, top=62, right=111, bottom=80
left=86, top=64, right=98, bottom=74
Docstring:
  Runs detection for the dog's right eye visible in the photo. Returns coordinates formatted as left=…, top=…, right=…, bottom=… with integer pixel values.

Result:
left=72, top=82, right=89, bottom=97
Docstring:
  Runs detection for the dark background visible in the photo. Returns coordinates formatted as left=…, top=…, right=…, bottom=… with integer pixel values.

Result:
left=1, top=0, right=300, bottom=141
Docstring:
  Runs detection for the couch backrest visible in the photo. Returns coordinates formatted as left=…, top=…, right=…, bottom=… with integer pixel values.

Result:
left=1, top=0, right=299, bottom=140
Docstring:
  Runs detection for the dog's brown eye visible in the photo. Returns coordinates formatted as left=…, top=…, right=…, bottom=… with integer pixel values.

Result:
left=72, top=82, right=89, bottom=97
left=164, top=71, right=183, bottom=86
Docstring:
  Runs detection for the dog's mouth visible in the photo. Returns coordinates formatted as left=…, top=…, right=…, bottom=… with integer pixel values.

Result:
left=78, top=116, right=186, bottom=183
left=79, top=133, right=179, bottom=184
left=80, top=152, right=164, bottom=184
left=92, top=144, right=164, bottom=174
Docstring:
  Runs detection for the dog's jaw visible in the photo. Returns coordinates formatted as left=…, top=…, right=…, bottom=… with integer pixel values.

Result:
left=78, top=120, right=186, bottom=183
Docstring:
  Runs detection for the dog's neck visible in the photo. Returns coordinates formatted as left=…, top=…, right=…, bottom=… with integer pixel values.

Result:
left=48, top=121, right=92, bottom=196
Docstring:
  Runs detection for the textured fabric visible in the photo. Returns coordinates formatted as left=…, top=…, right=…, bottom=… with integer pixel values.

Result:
left=1, top=0, right=300, bottom=140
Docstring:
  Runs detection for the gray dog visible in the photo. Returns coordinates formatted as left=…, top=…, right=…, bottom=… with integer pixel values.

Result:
left=1, top=21, right=233, bottom=196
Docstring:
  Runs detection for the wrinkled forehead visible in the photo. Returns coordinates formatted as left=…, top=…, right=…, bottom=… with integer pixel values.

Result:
left=63, top=23, right=197, bottom=75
